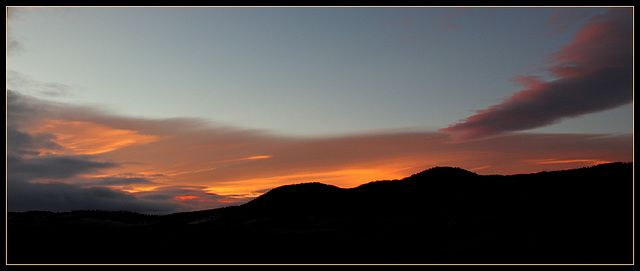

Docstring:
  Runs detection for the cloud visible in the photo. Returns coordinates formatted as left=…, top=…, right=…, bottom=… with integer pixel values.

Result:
left=6, top=152, right=178, bottom=214
left=6, top=152, right=185, bottom=214
left=6, top=8, right=28, bottom=57
left=6, top=91, right=272, bottom=213
left=7, top=179, right=180, bottom=214
left=6, top=91, right=174, bottom=214
left=7, top=89, right=46, bottom=127
left=91, top=177, right=155, bottom=186
left=7, top=39, right=26, bottom=57
left=134, top=185, right=249, bottom=211
left=543, top=8, right=597, bottom=37
left=31, top=119, right=160, bottom=155
left=430, top=7, right=471, bottom=30
left=7, top=7, right=78, bottom=58
left=6, top=127, right=64, bottom=156
left=440, top=8, right=633, bottom=141
left=7, top=71, right=74, bottom=97
left=7, top=89, right=632, bottom=214
left=7, top=154, right=117, bottom=181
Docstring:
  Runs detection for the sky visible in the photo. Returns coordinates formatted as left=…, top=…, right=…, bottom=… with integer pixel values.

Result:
left=6, top=6, right=634, bottom=214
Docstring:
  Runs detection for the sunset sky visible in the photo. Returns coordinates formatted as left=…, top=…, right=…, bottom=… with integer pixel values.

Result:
left=6, top=7, right=633, bottom=214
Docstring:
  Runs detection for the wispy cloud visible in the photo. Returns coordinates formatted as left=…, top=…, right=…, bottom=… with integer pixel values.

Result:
left=91, top=177, right=156, bottom=186
left=7, top=154, right=117, bottom=182
left=31, top=119, right=159, bottom=155
left=7, top=7, right=79, bottom=58
left=6, top=39, right=26, bottom=57
left=430, top=7, right=471, bottom=31
left=440, top=8, right=632, bottom=141
left=525, top=158, right=611, bottom=165
left=6, top=8, right=28, bottom=57
left=543, top=8, right=597, bottom=37
left=7, top=70, right=74, bottom=97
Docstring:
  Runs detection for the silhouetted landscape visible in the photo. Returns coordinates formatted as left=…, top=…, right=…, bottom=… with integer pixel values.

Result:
left=7, top=162, right=633, bottom=264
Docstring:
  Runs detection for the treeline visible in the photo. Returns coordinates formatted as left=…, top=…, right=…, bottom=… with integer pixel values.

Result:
left=8, top=209, right=160, bottom=225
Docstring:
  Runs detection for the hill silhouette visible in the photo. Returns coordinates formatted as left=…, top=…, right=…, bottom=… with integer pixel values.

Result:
left=7, top=162, right=633, bottom=264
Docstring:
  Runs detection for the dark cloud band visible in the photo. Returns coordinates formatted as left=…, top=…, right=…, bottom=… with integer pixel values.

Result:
left=440, top=8, right=632, bottom=141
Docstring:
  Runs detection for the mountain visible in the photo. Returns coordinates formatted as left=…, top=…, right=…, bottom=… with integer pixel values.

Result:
left=7, top=162, right=633, bottom=264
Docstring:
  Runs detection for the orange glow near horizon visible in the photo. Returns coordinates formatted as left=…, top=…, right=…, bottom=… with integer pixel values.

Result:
left=118, top=185, right=166, bottom=194
left=30, top=119, right=159, bottom=155
left=201, top=164, right=422, bottom=198
left=244, top=155, right=272, bottom=160
left=160, top=155, right=274, bottom=177
left=175, top=195, right=199, bottom=200
left=527, top=158, right=612, bottom=165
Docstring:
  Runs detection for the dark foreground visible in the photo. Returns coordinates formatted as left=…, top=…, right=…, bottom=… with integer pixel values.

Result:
left=7, top=162, right=633, bottom=264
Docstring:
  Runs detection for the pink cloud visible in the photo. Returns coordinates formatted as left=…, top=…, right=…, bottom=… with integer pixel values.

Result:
left=440, top=8, right=632, bottom=141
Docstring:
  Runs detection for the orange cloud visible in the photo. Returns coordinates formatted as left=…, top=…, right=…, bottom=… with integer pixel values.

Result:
left=121, top=185, right=163, bottom=194
left=175, top=195, right=199, bottom=200
left=526, top=158, right=611, bottom=165
left=30, top=119, right=159, bottom=155
left=244, top=155, right=272, bottom=160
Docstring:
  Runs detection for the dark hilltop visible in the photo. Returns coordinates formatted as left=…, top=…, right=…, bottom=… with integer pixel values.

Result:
left=7, top=162, right=633, bottom=264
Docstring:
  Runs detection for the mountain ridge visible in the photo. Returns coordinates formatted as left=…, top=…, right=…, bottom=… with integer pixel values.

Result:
left=7, top=162, right=633, bottom=264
